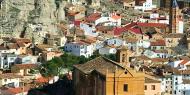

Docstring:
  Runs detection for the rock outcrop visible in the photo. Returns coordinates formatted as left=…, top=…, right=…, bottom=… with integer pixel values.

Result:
left=0, top=0, right=66, bottom=42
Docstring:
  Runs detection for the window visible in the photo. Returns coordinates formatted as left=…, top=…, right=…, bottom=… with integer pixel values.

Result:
left=4, top=79, right=7, bottom=82
left=123, top=84, right=128, bottom=92
left=122, top=54, right=125, bottom=62
left=10, top=58, right=15, bottom=61
left=114, top=40, right=116, bottom=44
left=145, top=85, right=147, bottom=90
left=151, top=85, right=155, bottom=90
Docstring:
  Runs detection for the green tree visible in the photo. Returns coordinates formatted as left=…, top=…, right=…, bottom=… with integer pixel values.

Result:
left=104, top=54, right=117, bottom=61
left=39, top=53, right=99, bottom=78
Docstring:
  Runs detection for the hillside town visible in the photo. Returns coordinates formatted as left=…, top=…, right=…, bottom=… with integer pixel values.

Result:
left=0, top=0, right=190, bottom=95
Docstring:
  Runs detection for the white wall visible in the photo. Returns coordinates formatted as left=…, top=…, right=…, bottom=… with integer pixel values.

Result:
left=64, top=43, right=94, bottom=58
left=106, top=38, right=124, bottom=47
left=1, top=78, right=20, bottom=88
left=135, top=0, right=157, bottom=12
left=99, top=47, right=116, bottom=55
left=178, top=21, right=184, bottom=34
left=80, top=23, right=99, bottom=37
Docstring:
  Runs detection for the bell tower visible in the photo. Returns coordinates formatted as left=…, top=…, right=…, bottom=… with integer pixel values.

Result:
left=116, top=46, right=132, bottom=67
left=169, top=0, right=180, bottom=33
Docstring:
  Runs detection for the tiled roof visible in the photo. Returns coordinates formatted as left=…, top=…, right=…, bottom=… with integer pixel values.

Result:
left=34, top=77, right=49, bottom=83
left=12, top=64, right=38, bottom=70
left=96, top=26, right=114, bottom=31
left=114, top=23, right=137, bottom=35
left=7, top=43, right=19, bottom=49
left=0, top=73, right=23, bottom=79
left=86, top=13, right=101, bottom=22
left=174, top=70, right=190, bottom=75
left=111, top=15, right=121, bottom=20
left=36, top=44, right=53, bottom=50
left=151, top=58, right=168, bottom=62
left=179, top=60, right=189, bottom=65
left=80, top=39, right=96, bottom=44
left=164, top=33, right=184, bottom=38
left=114, top=22, right=166, bottom=36
left=5, top=86, right=30, bottom=94
left=136, top=55, right=151, bottom=60
left=150, top=40, right=165, bottom=46
left=154, top=50, right=168, bottom=53
left=125, top=37, right=138, bottom=43
left=137, top=22, right=167, bottom=28
left=74, top=57, right=129, bottom=75
left=74, top=20, right=81, bottom=26
left=128, top=27, right=142, bottom=34
left=145, top=77, right=161, bottom=83
left=17, top=42, right=25, bottom=47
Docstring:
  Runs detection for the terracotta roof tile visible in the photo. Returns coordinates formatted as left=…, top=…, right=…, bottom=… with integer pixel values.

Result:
left=125, top=37, right=138, bottom=43
left=12, top=64, right=38, bottom=70
left=96, top=26, right=114, bottom=31
left=136, top=55, right=151, bottom=60
left=74, top=57, right=125, bottom=75
left=137, top=22, right=167, bottom=28
left=5, top=86, right=30, bottom=94
left=74, top=20, right=81, bottom=26
left=17, top=42, right=25, bottom=47
left=7, top=43, right=19, bottom=49
left=80, top=39, right=96, bottom=44
left=0, top=73, right=23, bottom=79
left=179, top=60, right=189, bottom=65
left=114, top=23, right=137, bottom=35
left=128, top=27, right=142, bottom=34
left=145, top=77, right=161, bottom=83
left=151, top=58, right=168, bottom=62
left=174, top=70, right=190, bottom=75
left=86, top=13, right=101, bottom=22
left=111, top=15, right=121, bottom=20
left=154, top=50, right=168, bottom=53
left=164, top=33, right=184, bottom=38
left=34, top=77, right=49, bottom=83
left=151, top=40, right=165, bottom=46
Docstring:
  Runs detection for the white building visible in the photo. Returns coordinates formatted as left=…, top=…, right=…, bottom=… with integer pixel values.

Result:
left=106, top=38, right=124, bottom=47
left=134, top=0, right=157, bottom=12
left=64, top=41, right=94, bottom=58
left=168, top=60, right=183, bottom=68
left=172, top=71, right=190, bottom=95
left=0, top=73, right=22, bottom=88
left=0, top=53, right=17, bottom=69
left=159, top=75, right=173, bottom=95
left=98, top=46, right=117, bottom=55
left=159, top=69, right=190, bottom=95
left=80, top=23, right=99, bottom=37
left=95, top=14, right=121, bottom=26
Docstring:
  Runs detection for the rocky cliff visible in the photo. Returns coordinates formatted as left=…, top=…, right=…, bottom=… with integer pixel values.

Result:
left=0, top=0, right=66, bottom=42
